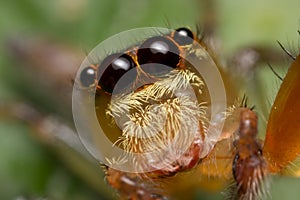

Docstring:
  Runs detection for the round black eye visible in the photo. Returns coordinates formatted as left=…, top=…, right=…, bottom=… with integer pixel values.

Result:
left=80, top=66, right=97, bottom=87
left=173, top=27, right=194, bottom=46
left=98, top=53, right=135, bottom=93
left=137, top=36, right=180, bottom=68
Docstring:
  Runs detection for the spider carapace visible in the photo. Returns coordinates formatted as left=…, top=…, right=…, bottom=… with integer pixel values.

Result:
left=77, top=27, right=300, bottom=200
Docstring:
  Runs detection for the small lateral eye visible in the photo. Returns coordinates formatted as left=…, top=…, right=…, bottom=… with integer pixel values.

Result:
left=80, top=66, right=97, bottom=87
left=137, top=36, right=180, bottom=68
left=172, top=27, right=195, bottom=46
left=98, top=53, right=135, bottom=93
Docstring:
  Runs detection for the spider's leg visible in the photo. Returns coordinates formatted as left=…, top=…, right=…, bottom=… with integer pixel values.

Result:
left=231, top=108, right=269, bottom=200
left=105, top=167, right=168, bottom=200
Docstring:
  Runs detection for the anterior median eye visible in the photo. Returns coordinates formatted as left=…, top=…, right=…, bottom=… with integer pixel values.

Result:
left=80, top=66, right=97, bottom=87
left=172, top=27, right=195, bottom=46
left=98, top=53, right=135, bottom=93
left=137, top=36, right=180, bottom=68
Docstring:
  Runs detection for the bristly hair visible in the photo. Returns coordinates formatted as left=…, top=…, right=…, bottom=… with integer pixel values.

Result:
left=277, top=40, right=296, bottom=60
left=238, top=94, right=255, bottom=110
left=267, top=62, right=283, bottom=81
left=240, top=94, right=248, bottom=108
left=223, top=177, right=270, bottom=200
left=106, top=69, right=208, bottom=171
left=196, top=23, right=205, bottom=42
left=280, top=156, right=300, bottom=176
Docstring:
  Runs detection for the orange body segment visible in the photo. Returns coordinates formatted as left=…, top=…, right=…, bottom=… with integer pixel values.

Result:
left=263, top=54, right=300, bottom=173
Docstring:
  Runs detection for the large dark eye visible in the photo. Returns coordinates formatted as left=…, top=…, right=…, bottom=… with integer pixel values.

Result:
left=98, top=53, right=135, bottom=93
left=172, top=27, right=195, bottom=46
left=137, top=36, right=180, bottom=68
left=80, top=66, right=97, bottom=87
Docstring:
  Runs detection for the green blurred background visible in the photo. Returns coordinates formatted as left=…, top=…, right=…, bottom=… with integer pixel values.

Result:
left=0, top=0, right=300, bottom=199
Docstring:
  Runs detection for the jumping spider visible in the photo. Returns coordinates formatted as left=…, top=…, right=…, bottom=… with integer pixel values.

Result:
left=75, top=27, right=300, bottom=200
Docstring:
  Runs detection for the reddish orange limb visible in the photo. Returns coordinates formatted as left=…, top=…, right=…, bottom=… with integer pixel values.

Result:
left=263, top=54, right=300, bottom=173
left=233, top=108, right=267, bottom=199
left=105, top=167, right=168, bottom=200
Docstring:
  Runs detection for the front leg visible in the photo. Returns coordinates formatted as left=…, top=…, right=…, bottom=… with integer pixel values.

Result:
left=232, top=108, right=268, bottom=200
left=105, top=167, right=168, bottom=200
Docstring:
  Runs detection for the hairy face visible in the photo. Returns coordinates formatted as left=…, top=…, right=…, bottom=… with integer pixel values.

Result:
left=107, top=68, right=207, bottom=154
left=75, top=28, right=228, bottom=172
